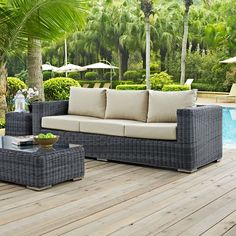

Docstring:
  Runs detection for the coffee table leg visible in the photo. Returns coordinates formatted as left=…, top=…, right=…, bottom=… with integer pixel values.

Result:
left=72, top=177, right=83, bottom=181
left=26, top=185, right=52, bottom=191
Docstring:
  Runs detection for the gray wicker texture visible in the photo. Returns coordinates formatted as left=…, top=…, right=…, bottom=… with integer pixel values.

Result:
left=0, top=137, right=85, bottom=189
left=5, top=112, right=32, bottom=136
left=32, top=101, right=222, bottom=172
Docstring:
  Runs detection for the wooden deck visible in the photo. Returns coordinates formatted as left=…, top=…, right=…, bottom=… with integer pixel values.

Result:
left=0, top=149, right=235, bottom=236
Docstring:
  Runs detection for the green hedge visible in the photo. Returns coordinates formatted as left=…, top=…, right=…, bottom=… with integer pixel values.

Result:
left=123, top=70, right=142, bottom=82
left=192, top=83, right=224, bottom=92
left=85, top=72, right=98, bottom=80
left=7, top=77, right=27, bottom=111
left=67, top=72, right=81, bottom=80
left=112, top=80, right=134, bottom=89
left=77, top=80, right=135, bottom=89
left=0, top=118, right=5, bottom=129
left=162, top=84, right=190, bottom=91
left=44, top=77, right=80, bottom=101
left=116, top=84, right=146, bottom=90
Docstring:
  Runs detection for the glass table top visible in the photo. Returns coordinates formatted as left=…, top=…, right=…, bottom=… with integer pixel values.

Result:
left=0, top=136, right=79, bottom=153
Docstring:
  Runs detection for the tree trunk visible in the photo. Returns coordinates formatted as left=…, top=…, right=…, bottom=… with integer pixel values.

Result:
left=141, top=50, right=146, bottom=69
left=118, top=44, right=129, bottom=81
left=180, top=9, right=190, bottom=85
left=0, top=61, right=8, bottom=118
left=145, top=16, right=151, bottom=90
left=27, top=37, right=45, bottom=100
left=160, top=47, right=167, bottom=71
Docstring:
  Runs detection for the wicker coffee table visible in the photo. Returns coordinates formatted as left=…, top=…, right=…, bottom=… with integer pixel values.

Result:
left=0, top=136, right=85, bottom=190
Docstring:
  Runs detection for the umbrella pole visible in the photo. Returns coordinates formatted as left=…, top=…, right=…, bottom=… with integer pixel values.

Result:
left=65, top=39, right=68, bottom=77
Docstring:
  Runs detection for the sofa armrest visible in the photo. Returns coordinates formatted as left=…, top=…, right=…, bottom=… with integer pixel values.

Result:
left=177, top=105, right=222, bottom=144
left=32, top=100, right=69, bottom=135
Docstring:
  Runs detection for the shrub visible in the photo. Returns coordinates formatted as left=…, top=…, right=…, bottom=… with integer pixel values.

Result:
left=123, top=70, right=142, bottom=82
left=44, top=77, right=80, bottom=101
left=162, top=84, right=190, bottom=91
left=85, top=72, right=98, bottom=80
left=150, top=63, right=160, bottom=72
left=150, top=71, right=173, bottom=90
left=116, top=84, right=146, bottom=90
left=43, top=71, right=52, bottom=81
left=223, top=67, right=236, bottom=92
left=0, top=118, right=5, bottom=129
left=54, top=72, right=66, bottom=78
left=7, top=77, right=27, bottom=111
left=167, top=50, right=228, bottom=85
left=68, top=72, right=81, bottom=80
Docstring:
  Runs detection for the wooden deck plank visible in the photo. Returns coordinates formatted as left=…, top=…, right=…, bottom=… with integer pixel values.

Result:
left=223, top=225, right=236, bottom=236
left=42, top=157, right=236, bottom=236
left=0, top=149, right=235, bottom=236
left=155, top=190, right=236, bottom=236
left=0, top=162, right=136, bottom=208
left=0, top=172, right=180, bottom=235
left=45, top=169, right=236, bottom=236
left=0, top=165, right=145, bottom=214
left=201, top=211, right=236, bottom=236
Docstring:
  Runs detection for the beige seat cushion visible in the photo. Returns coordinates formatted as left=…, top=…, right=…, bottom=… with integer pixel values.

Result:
left=42, top=115, right=98, bottom=132
left=68, top=87, right=106, bottom=118
left=125, top=123, right=177, bottom=140
left=80, top=119, right=142, bottom=137
left=105, top=90, right=148, bottom=122
left=147, top=90, right=196, bottom=123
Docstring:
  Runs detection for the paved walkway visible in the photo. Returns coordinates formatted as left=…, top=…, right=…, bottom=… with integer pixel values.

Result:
left=197, top=97, right=236, bottom=107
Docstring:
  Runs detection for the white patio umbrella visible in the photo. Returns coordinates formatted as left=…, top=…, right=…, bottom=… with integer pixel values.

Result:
left=84, top=62, right=118, bottom=87
left=220, top=57, right=236, bottom=64
left=84, top=62, right=118, bottom=70
left=53, top=64, right=87, bottom=73
left=42, top=64, right=59, bottom=71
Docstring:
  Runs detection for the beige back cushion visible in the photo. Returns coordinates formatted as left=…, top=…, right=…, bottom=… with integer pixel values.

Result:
left=147, top=90, right=197, bottom=123
left=68, top=87, right=106, bottom=118
left=105, top=90, right=148, bottom=122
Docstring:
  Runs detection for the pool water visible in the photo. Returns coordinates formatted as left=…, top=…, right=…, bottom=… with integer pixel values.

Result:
left=223, top=107, right=236, bottom=146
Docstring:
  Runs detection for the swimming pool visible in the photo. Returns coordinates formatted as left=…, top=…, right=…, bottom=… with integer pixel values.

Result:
left=223, top=107, right=236, bottom=146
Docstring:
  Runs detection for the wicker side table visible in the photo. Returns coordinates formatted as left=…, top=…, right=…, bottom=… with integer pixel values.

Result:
left=0, top=136, right=85, bottom=190
left=5, top=112, right=32, bottom=136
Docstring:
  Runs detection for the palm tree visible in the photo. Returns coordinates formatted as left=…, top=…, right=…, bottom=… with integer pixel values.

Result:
left=152, top=2, right=182, bottom=71
left=180, top=0, right=193, bottom=85
left=141, top=0, right=153, bottom=90
left=0, top=0, right=87, bottom=110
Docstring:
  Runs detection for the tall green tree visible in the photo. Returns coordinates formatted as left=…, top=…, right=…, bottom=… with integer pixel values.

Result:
left=141, top=0, right=153, bottom=89
left=180, top=0, right=193, bottom=84
left=0, top=0, right=87, bottom=106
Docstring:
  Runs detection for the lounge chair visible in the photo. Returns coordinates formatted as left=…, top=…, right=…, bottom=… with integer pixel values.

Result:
left=216, top=83, right=236, bottom=103
left=93, top=83, right=101, bottom=88
left=103, top=83, right=111, bottom=89
left=82, top=84, right=89, bottom=88
left=184, top=79, right=194, bottom=89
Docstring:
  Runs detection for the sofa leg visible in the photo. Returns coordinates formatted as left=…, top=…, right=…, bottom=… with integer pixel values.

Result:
left=97, top=158, right=108, bottom=162
left=72, top=177, right=83, bottom=181
left=177, top=168, right=197, bottom=174
left=26, top=185, right=52, bottom=191
left=215, top=159, right=222, bottom=163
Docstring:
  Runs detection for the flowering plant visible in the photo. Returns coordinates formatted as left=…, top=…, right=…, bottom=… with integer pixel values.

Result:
left=21, top=88, right=39, bottom=105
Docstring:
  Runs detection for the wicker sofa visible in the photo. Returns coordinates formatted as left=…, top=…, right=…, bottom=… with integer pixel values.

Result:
left=32, top=88, right=222, bottom=173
